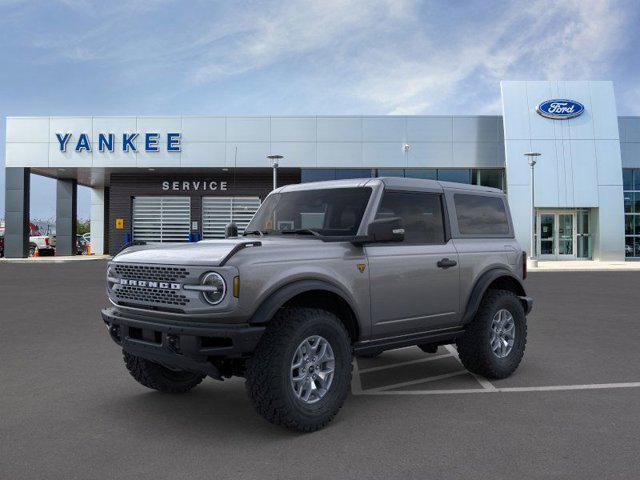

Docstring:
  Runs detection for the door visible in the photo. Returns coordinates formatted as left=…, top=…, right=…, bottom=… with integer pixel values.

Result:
left=536, top=211, right=577, bottom=260
left=538, top=213, right=555, bottom=258
left=201, top=196, right=261, bottom=238
left=366, top=191, right=460, bottom=338
left=557, top=213, right=575, bottom=258
left=132, top=196, right=191, bottom=243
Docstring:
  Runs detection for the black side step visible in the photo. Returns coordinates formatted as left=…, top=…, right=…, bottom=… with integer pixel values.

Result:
left=353, top=328, right=464, bottom=355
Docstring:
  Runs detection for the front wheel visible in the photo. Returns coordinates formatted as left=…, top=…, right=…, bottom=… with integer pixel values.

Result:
left=456, top=289, right=527, bottom=379
left=123, top=351, right=205, bottom=393
left=245, top=307, right=352, bottom=432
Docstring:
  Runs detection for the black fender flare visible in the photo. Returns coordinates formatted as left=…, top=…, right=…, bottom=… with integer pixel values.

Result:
left=462, top=268, right=530, bottom=325
left=248, top=279, right=360, bottom=328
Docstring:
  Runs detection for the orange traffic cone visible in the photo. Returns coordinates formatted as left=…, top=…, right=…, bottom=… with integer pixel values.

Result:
left=87, top=242, right=91, bottom=256
left=33, top=246, right=39, bottom=258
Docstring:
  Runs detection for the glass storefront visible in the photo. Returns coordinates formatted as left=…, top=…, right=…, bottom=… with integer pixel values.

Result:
left=623, top=169, right=640, bottom=259
left=301, top=168, right=505, bottom=191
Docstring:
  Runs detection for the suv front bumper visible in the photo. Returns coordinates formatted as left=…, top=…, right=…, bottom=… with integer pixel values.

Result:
left=101, top=308, right=265, bottom=377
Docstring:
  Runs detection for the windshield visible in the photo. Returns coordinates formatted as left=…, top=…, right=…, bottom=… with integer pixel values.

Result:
left=246, top=187, right=372, bottom=237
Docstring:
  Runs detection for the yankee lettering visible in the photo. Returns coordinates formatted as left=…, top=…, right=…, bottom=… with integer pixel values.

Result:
left=55, top=132, right=181, bottom=152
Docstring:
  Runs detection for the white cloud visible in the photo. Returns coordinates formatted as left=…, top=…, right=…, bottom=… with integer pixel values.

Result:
left=349, top=0, right=629, bottom=113
left=10, top=0, right=634, bottom=114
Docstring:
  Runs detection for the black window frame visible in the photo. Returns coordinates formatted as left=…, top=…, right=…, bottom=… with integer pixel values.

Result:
left=373, top=189, right=449, bottom=245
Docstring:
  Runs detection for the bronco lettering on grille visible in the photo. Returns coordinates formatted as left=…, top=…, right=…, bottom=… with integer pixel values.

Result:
left=119, top=279, right=181, bottom=290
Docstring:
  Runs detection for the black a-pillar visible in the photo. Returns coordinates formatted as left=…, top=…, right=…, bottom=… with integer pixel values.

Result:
left=55, top=179, right=77, bottom=256
left=4, top=167, right=30, bottom=258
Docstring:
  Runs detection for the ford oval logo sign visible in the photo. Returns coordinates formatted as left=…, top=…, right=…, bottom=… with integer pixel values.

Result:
left=536, top=99, right=584, bottom=120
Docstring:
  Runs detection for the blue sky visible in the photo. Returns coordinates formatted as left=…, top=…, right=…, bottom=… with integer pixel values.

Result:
left=1, top=0, right=639, bottom=220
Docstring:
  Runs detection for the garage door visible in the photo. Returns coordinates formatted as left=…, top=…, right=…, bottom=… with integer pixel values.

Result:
left=202, top=196, right=261, bottom=238
left=132, top=196, right=191, bottom=243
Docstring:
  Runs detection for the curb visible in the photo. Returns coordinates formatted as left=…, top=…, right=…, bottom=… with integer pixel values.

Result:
left=0, top=255, right=111, bottom=264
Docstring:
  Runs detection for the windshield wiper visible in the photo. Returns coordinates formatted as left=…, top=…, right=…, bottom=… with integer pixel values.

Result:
left=280, top=228, right=321, bottom=237
left=243, top=229, right=269, bottom=237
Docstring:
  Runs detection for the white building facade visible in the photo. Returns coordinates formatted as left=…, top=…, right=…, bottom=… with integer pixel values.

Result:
left=4, top=80, right=639, bottom=260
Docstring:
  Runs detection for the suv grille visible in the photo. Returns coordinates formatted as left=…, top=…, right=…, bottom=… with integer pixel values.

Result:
left=113, top=264, right=189, bottom=282
left=115, top=285, right=190, bottom=307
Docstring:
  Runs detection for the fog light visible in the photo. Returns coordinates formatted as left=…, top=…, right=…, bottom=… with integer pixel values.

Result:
left=201, top=272, right=226, bottom=305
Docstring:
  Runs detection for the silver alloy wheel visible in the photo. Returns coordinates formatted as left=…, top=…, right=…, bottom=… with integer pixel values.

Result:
left=290, top=335, right=335, bottom=404
left=490, top=309, right=516, bottom=358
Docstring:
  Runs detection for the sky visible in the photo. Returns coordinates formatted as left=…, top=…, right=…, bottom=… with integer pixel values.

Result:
left=1, top=0, right=639, bottom=220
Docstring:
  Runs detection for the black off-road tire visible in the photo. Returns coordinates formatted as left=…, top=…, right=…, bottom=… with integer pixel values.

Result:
left=123, top=351, right=205, bottom=393
left=245, top=307, right=353, bottom=432
left=456, top=289, right=527, bottom=379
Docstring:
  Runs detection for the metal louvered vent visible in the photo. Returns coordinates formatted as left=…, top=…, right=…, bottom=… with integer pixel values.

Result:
left=202, top=196, right=261, bottom=239
left=132, top=196, right=191, bottom=243
left=115, top=285, right=190, bottom=307
left=114, top=264, right=189, bottom=282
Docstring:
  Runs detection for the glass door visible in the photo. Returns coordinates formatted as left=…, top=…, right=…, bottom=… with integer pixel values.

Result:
left=538, top=213, right=555, bottom=259
left=577, top=210, right=592, bottom=259
left=557, top=213, right=575, bottom=258
left=536, top=210, right=578, bottom=260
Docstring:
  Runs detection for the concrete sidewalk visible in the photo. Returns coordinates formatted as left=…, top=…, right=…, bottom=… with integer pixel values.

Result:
left=0, top=255, right=111, bottom=263
left=530, top=260, right=640, bottom=271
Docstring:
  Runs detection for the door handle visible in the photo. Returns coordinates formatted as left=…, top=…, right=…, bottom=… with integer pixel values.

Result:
left=437, top=258, right=457, bottom=269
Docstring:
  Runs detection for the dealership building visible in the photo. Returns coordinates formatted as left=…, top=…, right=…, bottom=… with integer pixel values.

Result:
left=4, top=80, right=640, bottom=260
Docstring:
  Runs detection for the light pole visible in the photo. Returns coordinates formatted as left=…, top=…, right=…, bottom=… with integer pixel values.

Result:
left=267, top=154, right=283, bottom=191
left=402, top=143, right=410, bottom=164
left=525, top=152, right=541, bottom=267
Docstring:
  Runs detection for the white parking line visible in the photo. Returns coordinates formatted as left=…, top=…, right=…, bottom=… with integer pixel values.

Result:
left=357, top=352, right=454, bottom=374
left=364, top=370, right=470, bottom=393
left=354, top=381, right=640, bottom=396
left=351, top=348, right=640, bottom=396
left=444, top=345, right=497, bottom=391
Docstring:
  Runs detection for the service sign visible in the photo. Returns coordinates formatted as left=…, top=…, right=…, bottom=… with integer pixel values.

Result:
left=536, top=99, right=584, bottom=120
left=55, top=132, right=181, bottom=152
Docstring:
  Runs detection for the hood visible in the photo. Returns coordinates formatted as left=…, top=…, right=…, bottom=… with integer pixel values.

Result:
left=113, top=238, right=253, bottom=266
left=112, top=236, right=335, bottom=266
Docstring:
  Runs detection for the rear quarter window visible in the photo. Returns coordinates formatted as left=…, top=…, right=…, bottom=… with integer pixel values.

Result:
left=454, top=194, right=510, bottom=236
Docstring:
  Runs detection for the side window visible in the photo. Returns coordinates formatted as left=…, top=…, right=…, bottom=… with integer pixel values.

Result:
left=375, top=191, right=445, bottom=244
left=454, top=194, right=510, bottom=235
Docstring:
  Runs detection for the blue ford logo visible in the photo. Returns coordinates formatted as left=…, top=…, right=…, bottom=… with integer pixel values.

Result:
left=536, top=99, right=584, bottom=120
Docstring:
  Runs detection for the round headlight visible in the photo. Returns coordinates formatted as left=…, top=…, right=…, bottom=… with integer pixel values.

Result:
left=201, top=272, right=226, bottom=305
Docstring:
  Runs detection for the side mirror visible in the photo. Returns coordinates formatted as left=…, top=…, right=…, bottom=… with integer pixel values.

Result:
left=366, top=217, right=405, bottom=243
left=225, top=223, right=238, bottom=238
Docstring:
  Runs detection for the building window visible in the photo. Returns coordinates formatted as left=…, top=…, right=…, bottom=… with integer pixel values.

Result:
left=624, top=169, right=640, bottom=259
left=374, top=168, right=505, bottom=191
left=472, top=169, right=504, bottom=190
left=301, top=169, right=373, bottom=183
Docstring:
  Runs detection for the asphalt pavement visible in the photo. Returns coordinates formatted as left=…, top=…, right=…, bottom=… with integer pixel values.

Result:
left=1, top=261, right=639, bottom=479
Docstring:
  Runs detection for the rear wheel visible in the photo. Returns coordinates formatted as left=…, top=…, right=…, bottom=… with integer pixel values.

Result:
left=456, top=289, right=527, bottom=379
left=123, top=351, right=205, bottom=393
left=245, top=307, right=352, bottom=432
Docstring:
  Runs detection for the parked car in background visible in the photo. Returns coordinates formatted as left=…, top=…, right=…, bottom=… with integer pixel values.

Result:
left=76, top=235, right=88, bottom=255
left=0, top=226, right=5, bottom=257
left=29, top=223, right=56, bottom=256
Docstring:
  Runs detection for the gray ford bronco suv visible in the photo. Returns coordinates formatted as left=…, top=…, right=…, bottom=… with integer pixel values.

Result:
left=102, top=177, right=532, bottom=431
